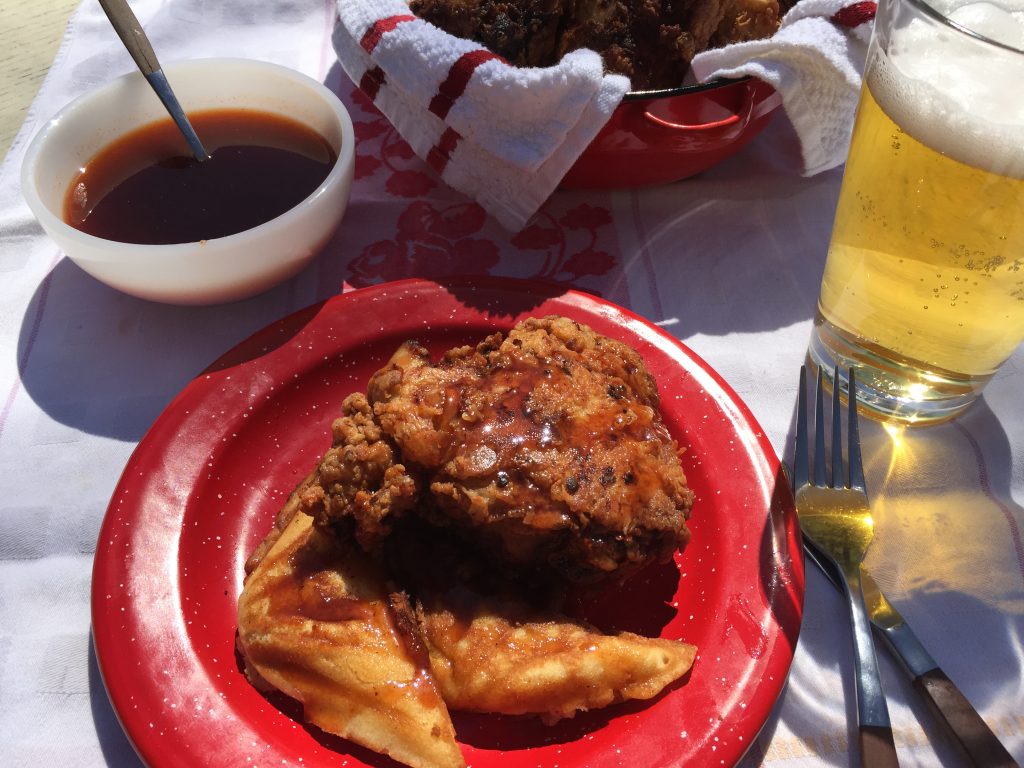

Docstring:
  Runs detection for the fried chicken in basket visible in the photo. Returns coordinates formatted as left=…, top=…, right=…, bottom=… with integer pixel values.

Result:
left=409, top=0, right=787, bottom=90
left=305, top=316, right=694, bottom=583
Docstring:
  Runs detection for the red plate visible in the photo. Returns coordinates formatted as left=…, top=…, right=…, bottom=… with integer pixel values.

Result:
left=92, top=277, right=803, bottom=768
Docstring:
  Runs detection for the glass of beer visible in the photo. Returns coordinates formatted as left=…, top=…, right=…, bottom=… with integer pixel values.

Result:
left=808, top=0, right=1024, bottom=424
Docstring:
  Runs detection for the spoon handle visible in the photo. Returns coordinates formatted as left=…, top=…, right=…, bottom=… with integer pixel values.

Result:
left=143, top=70, right=210, bottom=161
left=98, top=0, right=160, bottom=75
left=98, top=0, right=210, bottom=161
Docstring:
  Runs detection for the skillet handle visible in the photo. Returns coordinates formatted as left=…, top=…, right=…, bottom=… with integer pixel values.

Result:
left=641, top=79, right=758, bottom=132
left=643, top=110, right=742, bottom=131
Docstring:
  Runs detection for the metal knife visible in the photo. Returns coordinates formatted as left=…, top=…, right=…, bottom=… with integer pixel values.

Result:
left=804, top=537, right=1019, bottom=768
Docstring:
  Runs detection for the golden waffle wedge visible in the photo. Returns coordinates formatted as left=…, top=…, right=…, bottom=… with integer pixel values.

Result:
left=237, top=490, right=465, bottom=768
left=418, top=589, right=696, bottom=724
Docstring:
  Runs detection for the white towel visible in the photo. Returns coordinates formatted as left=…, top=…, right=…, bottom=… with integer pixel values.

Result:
left=691, top=0, right=876, bottom=176
left=333, top=0, right=630, bottom=231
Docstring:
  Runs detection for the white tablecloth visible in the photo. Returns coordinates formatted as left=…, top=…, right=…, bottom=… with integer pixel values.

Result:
left=1, top=2, right=1021, bottom=766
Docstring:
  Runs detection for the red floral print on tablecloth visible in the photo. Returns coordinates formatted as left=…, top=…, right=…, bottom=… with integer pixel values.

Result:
left=349, top=200, right=500, bottom=284
left=351, top=88, right=437, bottom=198
left=346, top=85, right=619, bottom=289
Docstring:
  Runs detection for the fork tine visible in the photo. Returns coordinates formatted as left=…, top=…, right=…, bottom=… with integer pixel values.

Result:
left=814, top=368, right=827, bottom=487
left=847, top=367, right=866, bottom=491
left=831, top=366, right=844, bottom=489
left=794, top=366, right=809, bottom=488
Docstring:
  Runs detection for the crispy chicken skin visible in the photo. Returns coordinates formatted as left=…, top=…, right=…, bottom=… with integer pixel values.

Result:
left=409, top=0, right=784, bottom=90
left=358, top=316, right=694, bottom=582
left=299, top=392, right=419, bottom=551
left=710, top=0, right=782, bottom=47
left=405, top=0, right=572, bottom=68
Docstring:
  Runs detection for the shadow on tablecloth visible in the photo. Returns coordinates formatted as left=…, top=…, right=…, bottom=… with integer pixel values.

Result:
left=14, top=255, right=329, bottom=442
left=88, top=635, right=144, bottom=767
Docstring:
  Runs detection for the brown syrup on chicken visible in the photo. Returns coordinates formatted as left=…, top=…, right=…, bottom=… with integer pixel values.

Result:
left=302, top=316, right=693, bottom=584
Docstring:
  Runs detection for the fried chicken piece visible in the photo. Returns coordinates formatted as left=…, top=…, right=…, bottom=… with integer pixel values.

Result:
left=409, top=0, right=571, bottom=66
left=298, top=391, right=419, bottom=551
left=237, top=495, right=465, bottom=768
left=365, top=316, right=694, bottom=583
left=409, top=0, right=785, bottom=91
left=560, top=0, right=720, bottom=90
left=710, top=0, right=781, bottom=47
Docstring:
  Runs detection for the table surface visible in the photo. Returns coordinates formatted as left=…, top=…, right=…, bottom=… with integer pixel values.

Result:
left=1, top=2, right=1022, bottom=768
left=0, top=0, right=80, bottom=159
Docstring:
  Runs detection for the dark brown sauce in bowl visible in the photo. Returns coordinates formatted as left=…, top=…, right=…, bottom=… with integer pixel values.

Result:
left=63, top=108, right=336, bottom=245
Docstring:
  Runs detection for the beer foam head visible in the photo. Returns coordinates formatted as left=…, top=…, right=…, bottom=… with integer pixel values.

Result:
left=873, top=0, right=1024, bottom=177
left=947, top=1, right=1024, bottom=47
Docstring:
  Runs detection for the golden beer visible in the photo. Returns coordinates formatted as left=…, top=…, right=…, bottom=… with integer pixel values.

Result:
left=810, top=18, right=1024, bottom=423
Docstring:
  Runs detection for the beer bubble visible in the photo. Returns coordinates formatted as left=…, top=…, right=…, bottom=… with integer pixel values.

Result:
left=816, top=9, right=1024, bottom=386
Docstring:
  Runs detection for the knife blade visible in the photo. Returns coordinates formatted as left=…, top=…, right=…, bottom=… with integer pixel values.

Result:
left=804, top=537, right=1019, bottom=768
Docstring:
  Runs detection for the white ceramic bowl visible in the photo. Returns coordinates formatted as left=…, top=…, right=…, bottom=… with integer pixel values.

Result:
left=21, top=58, right=355, bottom=305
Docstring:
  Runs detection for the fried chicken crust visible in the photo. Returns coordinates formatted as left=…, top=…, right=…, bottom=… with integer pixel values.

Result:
left=239, top=495, right=695, bottom=759
left=366, top=316, right=694, bottom=582
left=299, top=392, right=419, bottom=551
left=409, top=0, right=784, bottom=90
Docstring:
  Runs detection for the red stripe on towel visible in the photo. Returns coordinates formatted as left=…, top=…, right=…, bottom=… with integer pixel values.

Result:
left=429, top=50, right=505, bottom=119
left=427, top=128, right=462, bottom=175
left=359, top=66, right=387, bottom=100
left=360, top=14, right=416, bottom=53
left=831, top=1, right=877, bottom=27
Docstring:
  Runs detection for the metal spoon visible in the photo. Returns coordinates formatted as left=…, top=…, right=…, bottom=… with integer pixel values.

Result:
left=98, top=0, right=210, bottom=161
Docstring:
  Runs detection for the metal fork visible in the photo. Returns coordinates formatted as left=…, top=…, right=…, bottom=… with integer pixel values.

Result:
left=794, top=365, right=899, bottom=767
